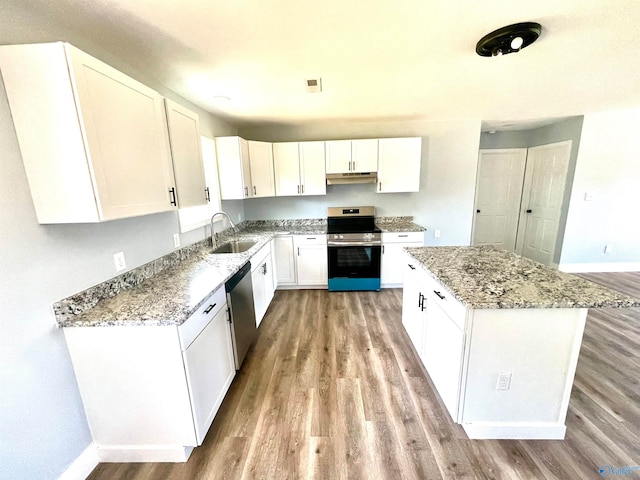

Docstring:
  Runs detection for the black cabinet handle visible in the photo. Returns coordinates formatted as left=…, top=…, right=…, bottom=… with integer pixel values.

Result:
left=526, top=209, right=532, bottom=213
left=169, top=187, right=177, bottom=206
left=420, top=294, right=427, bottom=311
left=253, top=186, right=257, bottom=195
left=205, top=187, right=210, bottom=202
left=203, top=303, right=217, bottom=314
left=476, top=209, right=481, bottom=213
left=418, top=292, right=424, bottom=308
left=408, top=264, right=415, bottom=270
left=434, top=290, right=446, bottom=300
left=244, top=186, right=249, bottom=197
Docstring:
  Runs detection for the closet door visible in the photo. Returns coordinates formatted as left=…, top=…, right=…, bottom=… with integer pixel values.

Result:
left=472, top=149, right=527, bottom=251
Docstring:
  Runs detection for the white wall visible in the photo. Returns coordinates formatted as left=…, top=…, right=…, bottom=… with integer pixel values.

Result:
left=0, top=28, right=237, bottom=480
left=240, top=119, right=481, bottom=246
left=560, top=107, right=640, bottom=271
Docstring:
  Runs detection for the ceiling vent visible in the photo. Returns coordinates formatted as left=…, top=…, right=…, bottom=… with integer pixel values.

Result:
left=305, top=78, right=322, bottom=93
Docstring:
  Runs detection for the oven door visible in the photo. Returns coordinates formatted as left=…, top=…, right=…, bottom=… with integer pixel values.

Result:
left=327, top=243, right=381, bottom=291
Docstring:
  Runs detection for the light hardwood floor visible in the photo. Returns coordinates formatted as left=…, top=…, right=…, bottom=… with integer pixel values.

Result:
left=88, top=272, right=640, bottom=480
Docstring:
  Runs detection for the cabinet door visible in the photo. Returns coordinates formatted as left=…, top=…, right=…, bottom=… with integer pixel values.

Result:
left=296, top=244, right=328, bottom=285
left=215, top=136, right=252, bottom=199
left=299, top=141, right=326, bottom=196
left=183, top=307, right=235, bottom=444
left=422, top=297, right=465, bottom=422
left=351, top=139, right=378, bottom=173
left=247, top=140, right=275, bottom=197
left=273, top=236, right=296, bottom=284
left=401, top=262, right=427, bottom=355
left=251, top=265, right=267, bottom=327
left=263, top=253, right=275, bottom=306
left=377, top=137, right=422, bottom=193
left=69, top=45, right=177, bottom=220
left=325, top=140, right=352, bottom=173
left=273, top=142, right=301, bottom=196
left=165, top=99, right=207, bottom=208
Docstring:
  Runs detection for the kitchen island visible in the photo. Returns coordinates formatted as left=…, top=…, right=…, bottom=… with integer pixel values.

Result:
left=402, top=245, right=639, bottom=440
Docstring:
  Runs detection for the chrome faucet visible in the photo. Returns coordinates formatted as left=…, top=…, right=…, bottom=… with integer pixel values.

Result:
left=210, top=211, right=238, bottom=247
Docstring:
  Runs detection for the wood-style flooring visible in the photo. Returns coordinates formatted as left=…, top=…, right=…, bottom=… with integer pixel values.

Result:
left=88, top=272, right=640, bottom=480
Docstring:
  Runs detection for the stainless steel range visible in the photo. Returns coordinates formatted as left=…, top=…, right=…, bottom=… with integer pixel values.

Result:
left=326, top=206, right=382, bottom=291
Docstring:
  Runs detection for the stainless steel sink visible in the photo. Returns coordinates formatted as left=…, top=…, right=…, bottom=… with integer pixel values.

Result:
left=212, top=240, right=257, bottom=254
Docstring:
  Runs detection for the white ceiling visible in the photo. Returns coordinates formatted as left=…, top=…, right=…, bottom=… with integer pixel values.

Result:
left=3, top=0, right=640, bottom=130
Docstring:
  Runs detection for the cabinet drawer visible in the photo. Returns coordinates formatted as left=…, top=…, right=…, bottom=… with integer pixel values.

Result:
left=293, top=234, right=327, bottom=246
left=421, top=273, right=467, bottom=329
left=382, top=231, right=424, bottom=243
left=179, top=286, right=226, bottom=350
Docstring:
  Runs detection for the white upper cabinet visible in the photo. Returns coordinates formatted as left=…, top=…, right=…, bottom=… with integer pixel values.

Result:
left=164, top=99, right=207, bottom=208
left=325, top=139, right=378, bottom=174
left=273, top=142, right=300, bottom=196
left=299, top=141, right=326, bottom=196
left=325, top=140, right=352, bottom=174
left=351, top=139, right=379, bottom=173
left=377, top=137, right=422, bottom=193
left=215, top=136, right=253, bottom=200
left=0, top=42, right=177, bottom=223
left=247, top=140, right=275, bottom=198
left=273, top=141, right=326, bottom=196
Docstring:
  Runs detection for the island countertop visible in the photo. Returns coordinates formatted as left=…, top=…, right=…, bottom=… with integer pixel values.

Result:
left=404, top=245, right=640, bottom=310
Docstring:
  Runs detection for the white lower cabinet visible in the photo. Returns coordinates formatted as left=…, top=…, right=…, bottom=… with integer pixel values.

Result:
left=273, top=235, right=297, bottom=285
left=251, top=243, right=275, bottom=327
left=401, top=257, right=589, bottom=439
left=294, top=235, right=328, bottom=287
left=182, top=304, right=235, bottom=444
left=381, top=232, right=424, bottom=287
left=63, top=287, right=234, bottom=462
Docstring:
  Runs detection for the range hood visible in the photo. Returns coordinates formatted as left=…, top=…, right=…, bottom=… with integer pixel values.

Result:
left=326, top=172, right=378, bottom=185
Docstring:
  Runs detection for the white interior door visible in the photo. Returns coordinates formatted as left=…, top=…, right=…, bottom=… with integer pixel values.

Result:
left=472, top=149, right=527, bottom=251
left=516, top=141, right=572, bottom=265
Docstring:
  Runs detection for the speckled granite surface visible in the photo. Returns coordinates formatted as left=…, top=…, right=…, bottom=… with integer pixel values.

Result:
left=376, top=216, right=426, bottom=232
left=404, top=245, right=640, bottom=309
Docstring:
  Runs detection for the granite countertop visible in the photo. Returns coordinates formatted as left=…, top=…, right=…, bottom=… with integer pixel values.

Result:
left=376, top=216, right=426, bottom=233
left=404, top=245, right=640, bottom=310
left=55, top=216, right=427, bottom=328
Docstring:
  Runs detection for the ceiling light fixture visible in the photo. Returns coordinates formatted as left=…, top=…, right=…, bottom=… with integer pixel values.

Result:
left=476, top=22, right=541, bottom=57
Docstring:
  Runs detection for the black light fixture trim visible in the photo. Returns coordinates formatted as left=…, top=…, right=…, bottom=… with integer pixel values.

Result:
left=476, top=22, right=542, bottom=57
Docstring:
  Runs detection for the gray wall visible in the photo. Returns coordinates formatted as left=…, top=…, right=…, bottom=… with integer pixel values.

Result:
left=478, top=117, right=584, bottom=264
left=0, top=16, right=237, bottom=480
left=560, top=107, right=640, bottom=268
left=240, top=119, right=482, bottom=246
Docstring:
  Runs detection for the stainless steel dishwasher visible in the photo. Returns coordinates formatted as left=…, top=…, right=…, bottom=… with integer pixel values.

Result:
left=225, top=261, right=257, bottom=370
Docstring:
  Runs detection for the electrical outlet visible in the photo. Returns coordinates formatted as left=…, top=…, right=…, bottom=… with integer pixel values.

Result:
left=113, top=252, right=126, bottom=272
left=496, top=372, right=512, bottom=390
left=173, top=233, right=180, bottom=248
left=434, top=229, right=441, bottom=238
left=604, top=244, right=612, bottom=254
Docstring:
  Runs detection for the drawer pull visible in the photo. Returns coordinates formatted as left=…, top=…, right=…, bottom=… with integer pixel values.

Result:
left=433, top=290, right=446, bottom=300
left=398, top=234, right=408, bottom=237
left=408, top=264, right=416, bottom=270
left=203, top=303, right=217, bottom=314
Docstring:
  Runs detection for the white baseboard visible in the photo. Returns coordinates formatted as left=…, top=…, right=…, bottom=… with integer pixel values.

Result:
left=276, top=285, right=327, bottom=290
left=559, top=262, right=640, bottom=273
left=96, top=445, right=194, bottom=463
left=58, top=442, right=98, bottom=480
left=462, top=422, right=566, bottom=440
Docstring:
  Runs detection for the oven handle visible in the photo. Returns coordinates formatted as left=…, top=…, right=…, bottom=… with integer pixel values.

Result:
left=327, top=241, right=382, bottom=247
